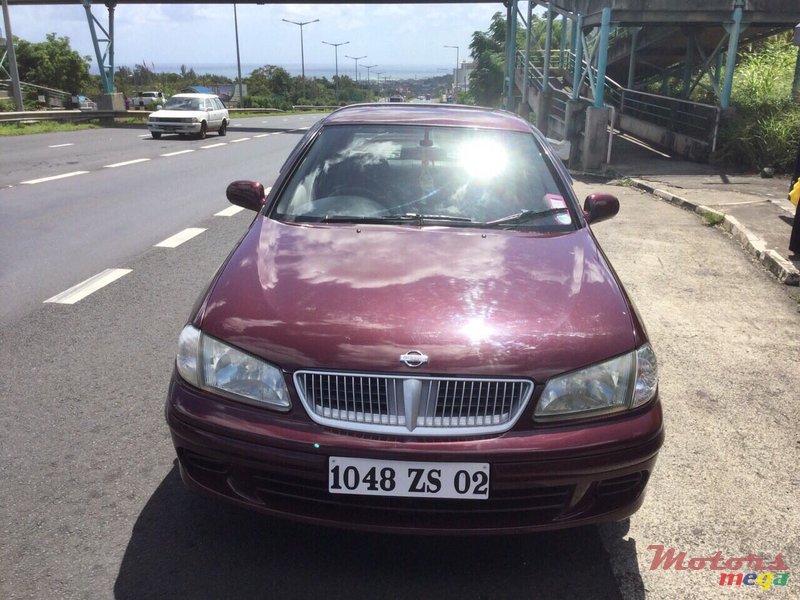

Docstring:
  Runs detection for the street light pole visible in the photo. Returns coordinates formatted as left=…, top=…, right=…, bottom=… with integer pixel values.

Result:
left=322, top=40, right=349, bottom=101
left=345, top=55, right=366, bottom=82
left=282, top=18, right=319, bottom=80
left=233, top=5, right=243, bottom=107
left=363, top=64, right=377, bottom=88
left=444, top=44, right=459, bottom=94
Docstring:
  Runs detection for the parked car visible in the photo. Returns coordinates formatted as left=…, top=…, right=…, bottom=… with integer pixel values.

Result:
left=146, top=93, right=228, bottom=139
left=165, top=103, right=664, bottom=534
left=130, top=90, right=164, bottom=110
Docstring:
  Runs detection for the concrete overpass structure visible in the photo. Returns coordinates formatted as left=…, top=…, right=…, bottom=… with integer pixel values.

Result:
left=512, top=0, right=800, bottom=168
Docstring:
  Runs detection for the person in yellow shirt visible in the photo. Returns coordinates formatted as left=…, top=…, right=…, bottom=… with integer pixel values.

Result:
left=791, top=140, right=800, bottom=254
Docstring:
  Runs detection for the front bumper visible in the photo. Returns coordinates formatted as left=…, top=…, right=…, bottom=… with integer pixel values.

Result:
left=147, top=122, right=201, bottom=134
left=166, top=375, right=664, bottom=534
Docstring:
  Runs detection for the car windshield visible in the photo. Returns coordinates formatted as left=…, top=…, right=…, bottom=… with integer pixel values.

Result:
left=272, top=124, right=574, bottom=231
left=163, top=97, right=202, bottom=111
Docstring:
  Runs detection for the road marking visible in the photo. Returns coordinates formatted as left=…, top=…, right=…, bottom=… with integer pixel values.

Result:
left=254, top=133, right=269, bottom=138
left=232, top=123, right=243, bottom=127
left=231, top=137, right=250, bottom=143
left=201, top=143, right=227, bottom=149
left=155, top=227, right=206, bottom=248
left=21, top=171, right=89, bottom=185
left=161, top=149, right=195, bottom=157
left=44, top=268, right=132, bottom=304
left=215, top=206, right=245, bottom=217
left=48, top=143, right=74, bottom=148
left=138, top=134, right=150, bottom=138
left=104, top=158, right=151, bottom=168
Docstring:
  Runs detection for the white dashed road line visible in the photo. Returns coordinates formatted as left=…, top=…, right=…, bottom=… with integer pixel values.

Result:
left=155, top=228, right=206, bottom=248
left=200, top=143, right=227, bottom=149
left=21, top=171, right=89, bottom=185
left=48, top=143, right=75, bottom=148
left=231, top=138, right=250, bottom=143
left=161, top=149, right=195, bottom=157
left=254, top=134, right=269, bottom=138
left=44, top=268, right=132, bottom=305
left=104, top=158, right=151, bottom=168
left=215, top=206, right=244, bottom=217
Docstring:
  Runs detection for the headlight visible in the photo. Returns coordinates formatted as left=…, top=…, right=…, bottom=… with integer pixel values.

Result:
left=175, top=325, right=291, bottom=410
left=535, top=343, right=657, bottom=421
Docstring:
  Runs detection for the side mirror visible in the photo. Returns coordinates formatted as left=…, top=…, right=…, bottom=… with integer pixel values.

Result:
left=155, top=104, right=163, bottom=110
left=226, top=180, right=266, bottom=212
left=583, top=193, right=619, bottom=224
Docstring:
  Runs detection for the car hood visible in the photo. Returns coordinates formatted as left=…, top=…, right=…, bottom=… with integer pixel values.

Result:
left=199, top=217, right=637, bottom=380
left=150, top=110, right=204, bottom=119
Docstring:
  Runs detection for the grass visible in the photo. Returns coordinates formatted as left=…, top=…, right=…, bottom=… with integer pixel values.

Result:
left=713, top=34, right=800, bottom=173
left=0, top=120, right=101, bottom=136
left=702, top=212, right=726, bottom=226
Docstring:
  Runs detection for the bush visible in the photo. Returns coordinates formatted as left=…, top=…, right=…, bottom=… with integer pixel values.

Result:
left=713, top=34, right=800, bottom=172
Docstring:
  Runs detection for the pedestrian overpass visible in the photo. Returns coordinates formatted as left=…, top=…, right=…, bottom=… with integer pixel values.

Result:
left=4, top=0, right=800, bottom=168
left=510, top=0, right=800, bottom=168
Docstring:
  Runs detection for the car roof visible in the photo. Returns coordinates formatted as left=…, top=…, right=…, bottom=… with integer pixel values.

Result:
left=170, top=93, right=219, bottom=99
left=323, top=103, right=533, bottom=133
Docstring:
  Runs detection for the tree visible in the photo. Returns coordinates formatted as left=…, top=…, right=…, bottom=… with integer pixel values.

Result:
left=14, top=33, right=92, bottom=94
left=469, top=12, right=507, bottom=107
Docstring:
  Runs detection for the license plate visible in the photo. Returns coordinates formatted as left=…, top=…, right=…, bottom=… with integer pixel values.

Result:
left=328, top=457, right=489, bottom=500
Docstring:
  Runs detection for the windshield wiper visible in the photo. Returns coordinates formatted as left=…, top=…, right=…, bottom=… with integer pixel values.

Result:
left=378, top=213, right=473, bottom=224
left=485, top=208, right=571, bottom=227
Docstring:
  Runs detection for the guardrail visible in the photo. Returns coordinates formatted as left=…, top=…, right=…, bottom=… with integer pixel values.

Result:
left=0, top=106, right=338, bottom=124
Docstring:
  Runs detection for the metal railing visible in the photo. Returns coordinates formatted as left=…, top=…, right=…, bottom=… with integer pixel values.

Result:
left=617, top=89, right=721, bottom=151
left=519, top=49, right=721, bottom=152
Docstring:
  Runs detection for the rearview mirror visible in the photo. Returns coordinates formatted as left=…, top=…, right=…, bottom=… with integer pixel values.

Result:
left=583, top=193, right=619, bottom=224
left=226, top=180, right=266, bottom=212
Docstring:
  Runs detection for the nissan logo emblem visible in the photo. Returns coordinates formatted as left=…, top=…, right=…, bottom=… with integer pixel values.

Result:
left=400, top=350, right=429, bottom=368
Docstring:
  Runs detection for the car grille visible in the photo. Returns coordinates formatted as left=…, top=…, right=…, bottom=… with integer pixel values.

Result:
left=150, top=117, right=192, bottom=123
left=294, top=371, right=534, bottom=436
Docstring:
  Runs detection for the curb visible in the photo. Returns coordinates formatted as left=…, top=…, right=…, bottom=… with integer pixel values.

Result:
left=626, top=178, right=800, bottom=287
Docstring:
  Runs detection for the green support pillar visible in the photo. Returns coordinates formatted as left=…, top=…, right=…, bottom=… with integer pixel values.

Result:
left=82, top=0, right=115, bottom=93
left=681, top=35, right=695, bottom=99
left=792, top=46, right=800, bottom=100
left=542, top=0, right=553, bottom=88
left=559, top=14, right=567, bottom=70
left=520, top=0, right=533, bottom=116
left=593, top=7, right=611, bottom=108
left=627, top=28, right=639, bottom=89
left=721, top=0, right=744, bottom=109
left=504, top=0, right=518, bottom=111
left=571, top=14, right=583, bottom=101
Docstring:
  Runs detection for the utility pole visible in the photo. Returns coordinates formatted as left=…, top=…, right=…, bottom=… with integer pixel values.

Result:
left=444, top=45, right=459, bottom=94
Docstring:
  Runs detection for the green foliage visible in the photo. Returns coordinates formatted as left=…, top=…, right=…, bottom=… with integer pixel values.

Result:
left=714, top=34, right=800, bottom=172
left=468, top=11, right=564, bottom=108
left=14, top=33, right=92, bottom=94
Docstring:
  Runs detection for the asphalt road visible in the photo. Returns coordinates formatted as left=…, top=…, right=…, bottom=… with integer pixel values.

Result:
left=0, top=121, right=797, bottom=599
left=0, top=114, right=321, bottom=324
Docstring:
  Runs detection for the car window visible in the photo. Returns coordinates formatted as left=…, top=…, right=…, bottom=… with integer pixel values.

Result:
left=163, top=97, right=201, bottom=111
left=272, top=124, right=574, bottom=230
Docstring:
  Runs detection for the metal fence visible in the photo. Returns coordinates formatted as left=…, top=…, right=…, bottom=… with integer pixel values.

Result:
left=520, top=49, right=722, bottom=151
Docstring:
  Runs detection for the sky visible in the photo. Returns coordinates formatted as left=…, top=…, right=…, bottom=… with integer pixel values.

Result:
left=4, top=2, right=507, bottom=76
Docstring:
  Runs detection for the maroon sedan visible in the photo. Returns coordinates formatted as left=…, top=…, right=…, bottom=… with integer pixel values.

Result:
left=166, top=104, right=663, bottom=534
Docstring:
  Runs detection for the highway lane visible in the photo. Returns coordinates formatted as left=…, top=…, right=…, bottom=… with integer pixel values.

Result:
left=0, top=113, right=323, bottom=188
left=0, top=114, right=324, bottom=324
